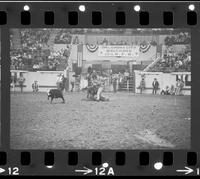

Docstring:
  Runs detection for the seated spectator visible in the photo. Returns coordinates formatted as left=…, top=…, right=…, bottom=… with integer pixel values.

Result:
left=170, top=85, right=175, bottom=95
left=33, top=64, right=40, bottom=71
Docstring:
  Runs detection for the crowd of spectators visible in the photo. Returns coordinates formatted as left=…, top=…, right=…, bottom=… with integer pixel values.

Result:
left=10, top=47, right=70, bottom=71
left=52, top=29, right=190, bottom=36
left=149, top=32, right=191, bottom=72
left=46, top=46, right=71, bottom=70
left=10, top=51, right=26, bottom=70
left=54, top=30, right=72, bottom=44
left=70, top=29, right=85, bottom=34
left=94, top=38, right=129, bottom=45
left=62, top=29, right=189, bottom=36
left=86, top=29, right=125, bottom=34
left=21, top=29, right=51, bottom=51
left=164, top=32, right=190, bottom=46
left=11, top=29, right=72, bottom=71
left=10, top=29, right=52, bottom=70
left=10, top=29, right=191, bottom=73
left=149, top=50, right=191, bottom=72
left=87, top=37, right=157, bottom=46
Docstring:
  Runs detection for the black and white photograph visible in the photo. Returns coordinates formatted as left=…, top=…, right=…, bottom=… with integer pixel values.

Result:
left=0, top=30, right=1, bottom=147
left=10, top=28, right=191, bottom=149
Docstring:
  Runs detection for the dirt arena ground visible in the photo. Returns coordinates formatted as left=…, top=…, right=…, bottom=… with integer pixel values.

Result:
left=10, top=91, right=191, bottom=149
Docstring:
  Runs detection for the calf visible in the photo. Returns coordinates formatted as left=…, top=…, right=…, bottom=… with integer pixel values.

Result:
left=87, top=85, right=98, bottom=99
left=47, top=89, right=65, bottom=103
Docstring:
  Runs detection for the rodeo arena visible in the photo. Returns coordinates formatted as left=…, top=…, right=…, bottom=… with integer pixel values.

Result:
left=10, top=28, right=191, bottom=149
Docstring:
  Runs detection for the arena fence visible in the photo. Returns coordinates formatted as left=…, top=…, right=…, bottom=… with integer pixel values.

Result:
left=10, top=70, right=191, bottom=95
left=10, top=70, right=64, bottom=92
left=135, top=71, right=191, bottom=95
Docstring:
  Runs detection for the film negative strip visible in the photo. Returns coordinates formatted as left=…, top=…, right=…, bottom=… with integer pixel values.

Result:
left=0, top=0, right=200, bottom=176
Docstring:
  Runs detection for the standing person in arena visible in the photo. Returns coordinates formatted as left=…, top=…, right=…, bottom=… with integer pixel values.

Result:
left=56, top=74, right=61, bottom=89
left=32, top=81, right=39, bottom=93
left=179, top=79, right=184, bottom=95
left=11, top=73, right=17, bottom=92
left=112, top=75, right=117, bottom=93
left=18, top=72, right=25, bottom=93
left=152, top=78, right=159, bottom=94
left=118, top=72, right=123, bottom=91
left=70, top=75, right=75, bottom=92
left=86, top=67, right=94, bottom=98
left=139, top=77, right=145, bottom=94
left=124, top=70, right=130, bottom=89
left=175, top=79, right=181, bottom=95
left=56, top=74, right=63, bottom=90
left=60, top=74, right=66, bottom=91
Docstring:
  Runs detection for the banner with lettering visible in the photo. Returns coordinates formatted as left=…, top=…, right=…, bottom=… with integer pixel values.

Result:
left=77, top=44, right=83, bottom=67
left=98, top=45, right=139, bottom=57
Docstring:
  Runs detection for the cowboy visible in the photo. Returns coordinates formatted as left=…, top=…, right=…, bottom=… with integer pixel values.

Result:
left=18, top=72, right=25, bottom=93
left=86, top=69, right=94, bottom=98
left=152, top=78, right=159, bottom=95
left=112, top=75, right=118, bottom=93
left=92, top=76, right=108, bottom=102
left=175, top=79, right=181, bottom=95
left=56, top=74, right=64, bottom=91
left=139, top=78, right=145, bottom=94
left=56, top=74, right=61, bottom=88
left=32, top=81, right=39, bottom=93
left=70, top=75, right=75, bottom=92
left=179, top=79, right=185, bottom=95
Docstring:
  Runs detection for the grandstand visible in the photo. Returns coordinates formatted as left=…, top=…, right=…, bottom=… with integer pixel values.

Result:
left=10, top=28, right=190, bottom=70
left=145, top=45, right=191, bottom=73
left=10, top=28, right=191, bottom=93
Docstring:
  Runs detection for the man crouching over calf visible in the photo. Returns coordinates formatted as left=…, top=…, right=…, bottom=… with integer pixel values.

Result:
left=92, top=76, right=109, bottom=102
left=47, top=89, right=65, bottom=103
